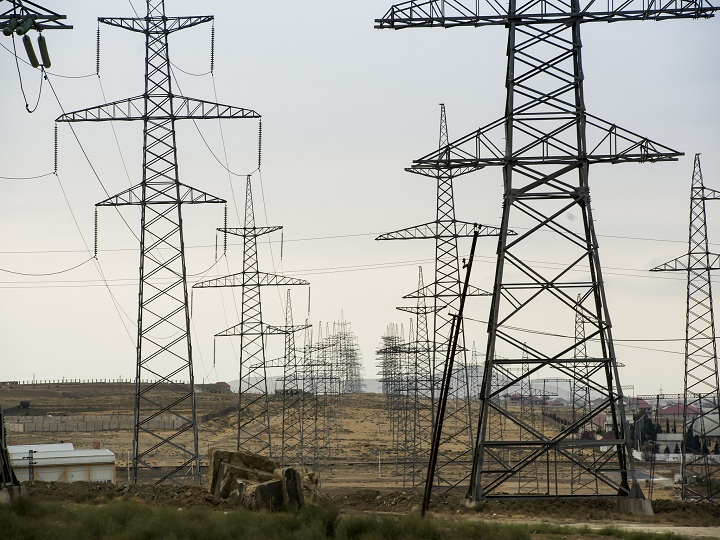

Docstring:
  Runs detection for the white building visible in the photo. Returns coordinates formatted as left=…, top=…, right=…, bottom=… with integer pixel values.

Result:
left=8, top=443, right=115, bottom=483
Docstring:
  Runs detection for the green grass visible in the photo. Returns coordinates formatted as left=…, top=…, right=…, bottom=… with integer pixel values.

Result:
left=0, top=498, right=694, bottom=540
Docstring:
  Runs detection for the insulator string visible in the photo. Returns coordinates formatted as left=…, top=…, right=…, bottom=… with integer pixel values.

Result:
left=257, top=119, right=262, bottom=170
left=210, top=25, right=215, bottom=74
left=96, top=24, right=100, bottom=75
left=93, top=207, right=98, bottom=258
left=213, top=338, right=217, bottom=369
left=308, top=287, right=311, bottom=317
left=281, top=229, right=284, bottom=260
left=223, top=204, right=228, bottom=255
left=53, top=123, right=58, bottom=173
left=190, top=289, right=194, bottom=317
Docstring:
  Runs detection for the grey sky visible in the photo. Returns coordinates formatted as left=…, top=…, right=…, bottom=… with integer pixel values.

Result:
left=0, top=1, right=718, bottom=395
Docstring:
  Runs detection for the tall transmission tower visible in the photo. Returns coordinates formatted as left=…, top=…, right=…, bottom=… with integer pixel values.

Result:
left=194, top=176, right=309, bottom=458
left=56, top=0, right=260, bottom=484
left=377, top=0, right=717, bottom=502
left=651, top=154, right=720, bottom=501
left=377, top=104, right=502, bottom=490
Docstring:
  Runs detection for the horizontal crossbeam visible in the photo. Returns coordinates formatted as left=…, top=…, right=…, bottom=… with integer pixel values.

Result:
left=56, top=95, right=259, bottom=123
left=219, top=226, right=282, bottom=238
left=96, top=182, right=225, bottom=206
left=376, top=0, right=717, bottom=29
left=650, top=253, right=720, bottom=272
left=215, top=323, right=310, bottom=337
left=376, top=220, right=504, bottom=240
left=408, top=113, right=682, bottom=172
left=193, top=272, right=309, bottom=289
left=1, top=1, right=72, bottom=30
left=99, top=16, right=212, bottom=34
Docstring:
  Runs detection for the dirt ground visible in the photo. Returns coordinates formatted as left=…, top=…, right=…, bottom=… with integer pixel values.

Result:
left=5, top=384, right=720, bottom=538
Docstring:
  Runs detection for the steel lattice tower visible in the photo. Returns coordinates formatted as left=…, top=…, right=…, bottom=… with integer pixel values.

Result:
left=377, top=0, right=717, bottom=501
left=56, top=0, right=261, bottom=484
left=396, top=267, right=435, bottom=487
left=378, top=104, right=501, bottom=490
left=194, top=176, right=308, bottom=457
left=280, top=290, right=310, bottom=466
left=651, top=154, right=720, bottom=501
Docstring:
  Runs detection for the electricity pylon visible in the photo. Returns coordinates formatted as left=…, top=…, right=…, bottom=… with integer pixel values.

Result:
left=194, top=176, right=308, bottom=458
left=651, top=154, right=720, bottom=501
left=378, top=104, right=503, bottom=490
left=56, top=0, right=260, bottom=484
left=396, top=267, right=435, bottom=487
left=377, top=0, right=717, bottom=502
left=280, top=290, right=310, bottom=466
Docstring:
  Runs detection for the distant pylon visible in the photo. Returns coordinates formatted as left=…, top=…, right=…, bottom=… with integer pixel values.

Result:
left=378, top=104, right=503, bottom=490
left=280, top=290, right=308, bottom=466
left=56, top=0, right=260, bottom=484
left=651, top=154, right=720, bottom=501
left=396, top=267, right=435, bottom=487
left=193, top=176, right=308, bottom=457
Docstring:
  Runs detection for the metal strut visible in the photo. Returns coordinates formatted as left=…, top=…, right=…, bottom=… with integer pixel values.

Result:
left=422, top=226, right=480, bottom=515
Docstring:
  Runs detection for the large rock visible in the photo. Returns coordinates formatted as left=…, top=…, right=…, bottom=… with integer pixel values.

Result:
left=208, top=448, right=318, bottom=511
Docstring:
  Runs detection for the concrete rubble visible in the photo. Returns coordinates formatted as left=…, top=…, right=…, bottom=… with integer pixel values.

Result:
left=208, top=448, right=319, bottom=511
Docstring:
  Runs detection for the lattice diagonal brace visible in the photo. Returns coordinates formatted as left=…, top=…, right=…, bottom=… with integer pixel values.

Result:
left=377, top=0, right=717, bottom=502
left=193, top=177, right=309, bottom=457
left=651, top=155, right=720, bottom=502
left=56, top=0, right=259, bottom=485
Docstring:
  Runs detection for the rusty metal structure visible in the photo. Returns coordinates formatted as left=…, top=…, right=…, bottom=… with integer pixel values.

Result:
left=376, top=0, right=717, bottom=501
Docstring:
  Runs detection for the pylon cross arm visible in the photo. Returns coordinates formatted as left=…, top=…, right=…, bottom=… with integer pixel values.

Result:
left=219, top=226, right=282, bottom=238
left=376, top=220, right=507, bottom=240
left=651, top=254, right=720, bottom=272
left=56, top=96, right=259, bottom=123
left=193, top=271, right=309, bottom=289
left=1, top=2, right=72, bottom=30
left=375, top=0, right=717, bottom=28
left=409, top=113, right=682, bottom=171
left=702, top=187, right=720, bottom=200
left=99, top=16, right=213, bottom=34
left=96, top=182, right=225, bottom=206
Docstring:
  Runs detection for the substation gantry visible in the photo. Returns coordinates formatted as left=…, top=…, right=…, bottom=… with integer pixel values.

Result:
left=376, top=0, right=717, bottom=503
left=56, top=0, right=260, bottom=484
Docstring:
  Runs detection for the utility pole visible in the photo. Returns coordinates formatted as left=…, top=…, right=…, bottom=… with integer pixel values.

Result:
left=56, top=0, right=260, bottom=484
left=377, top=0, right=717, bottom=503
left=651, top=155, right=720, bottom=501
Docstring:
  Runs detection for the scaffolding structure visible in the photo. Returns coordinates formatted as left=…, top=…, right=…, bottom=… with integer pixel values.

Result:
left=377, top=105, right=502, bottom=490
left=193, top=176, right=308, bottom=459
left=377, top=0, right=717, bottom=501
left=57, top=0, right=261, bottom=484
left=651, top=154, right=720, bottom=501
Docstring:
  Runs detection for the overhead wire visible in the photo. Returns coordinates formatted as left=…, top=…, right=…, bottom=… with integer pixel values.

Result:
left=9, top=34, right=44, bottom=113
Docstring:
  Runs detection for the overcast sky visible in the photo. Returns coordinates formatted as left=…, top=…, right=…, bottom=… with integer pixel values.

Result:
left=0, top=1, right=718, bottom=395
